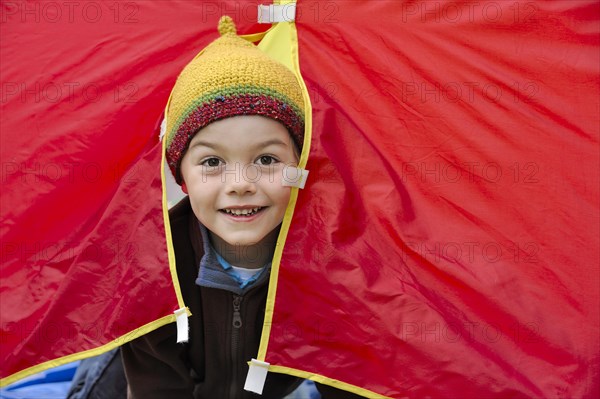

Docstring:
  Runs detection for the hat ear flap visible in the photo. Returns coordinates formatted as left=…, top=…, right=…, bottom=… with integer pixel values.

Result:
left=181, top=182, right=188, bottom=194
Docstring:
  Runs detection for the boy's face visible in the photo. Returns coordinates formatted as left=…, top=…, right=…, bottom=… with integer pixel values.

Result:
left=180, top=115, right=299, bottom=253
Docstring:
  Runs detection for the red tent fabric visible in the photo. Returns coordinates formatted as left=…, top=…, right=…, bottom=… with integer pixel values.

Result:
left=260, top=1, right=600, bottom=397
left=1, top=1, right=599, bottom=397
left=0, top=0, right=221, bottom=383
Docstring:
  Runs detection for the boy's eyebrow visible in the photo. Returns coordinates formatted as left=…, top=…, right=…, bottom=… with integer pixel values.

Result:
left=188, top=138, right=289, bottom=150
left=252, top=139, right=288, bottom=148
left=188, top=140, right=221, bottom=150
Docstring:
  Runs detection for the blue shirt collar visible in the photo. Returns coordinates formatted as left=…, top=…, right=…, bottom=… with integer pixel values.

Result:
left=194, top=221, right=270, bottom=295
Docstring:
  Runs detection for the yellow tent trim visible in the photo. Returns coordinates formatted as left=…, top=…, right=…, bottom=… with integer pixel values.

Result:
left=255, top=0, right=312, bottom=363
left=251, top=2, right=388, bottom=398
left=161, top=120, right=189, bottom=313
left=267, top=365, right=394, bottom=399
left=0, top=314, right=177, bottom=387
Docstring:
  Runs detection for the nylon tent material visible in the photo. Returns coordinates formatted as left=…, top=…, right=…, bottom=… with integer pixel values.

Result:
left=0, top=0, right=211, bottom=384
left=1, top=1, right=599, bottom=398
left=259, top=1, right=600, bottom=397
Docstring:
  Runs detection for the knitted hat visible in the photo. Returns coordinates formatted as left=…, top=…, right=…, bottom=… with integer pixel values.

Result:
left=164, top=15, right=305, bottom=184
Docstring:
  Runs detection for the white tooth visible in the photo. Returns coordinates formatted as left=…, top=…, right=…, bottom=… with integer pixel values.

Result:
left=225, top=208, right=261, bottom=216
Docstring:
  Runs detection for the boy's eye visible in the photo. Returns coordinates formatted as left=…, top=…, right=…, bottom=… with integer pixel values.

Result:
left=256, top=155, right=278, bottom=165
left=200, top=157, right=223, bottom=167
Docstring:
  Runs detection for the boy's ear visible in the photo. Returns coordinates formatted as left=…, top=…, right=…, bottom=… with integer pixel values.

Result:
left=181, top=182, right=188, bottom=194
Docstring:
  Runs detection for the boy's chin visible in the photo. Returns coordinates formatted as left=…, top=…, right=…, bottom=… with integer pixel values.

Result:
left=212, top=226, right=282, bottom=249
left=222, top=232, right=275, bottom=247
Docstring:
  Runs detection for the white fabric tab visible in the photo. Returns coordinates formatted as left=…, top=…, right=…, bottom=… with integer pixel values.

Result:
left=159, top=117, right=167, bottom=141
left=174, top=308, right=189, bottom=343
left=282, top=166, right=309, bottom=189
left=257, top=4, right=296, bottom=23
left=244, top=358, right=270, bottom=394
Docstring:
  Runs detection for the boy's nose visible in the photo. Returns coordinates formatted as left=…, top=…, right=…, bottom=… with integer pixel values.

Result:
left=223, top=164, right=258, bottom=195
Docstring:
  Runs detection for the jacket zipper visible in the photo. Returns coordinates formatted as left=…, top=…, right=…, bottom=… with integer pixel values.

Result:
left=230, top=294, right=243, bottom=398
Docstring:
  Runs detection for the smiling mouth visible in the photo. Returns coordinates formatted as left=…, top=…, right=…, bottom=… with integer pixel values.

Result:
left=220, top=207, right=266, bottom=217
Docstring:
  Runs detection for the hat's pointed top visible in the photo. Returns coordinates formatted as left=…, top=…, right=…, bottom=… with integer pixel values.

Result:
left=218, top=16, right=237, bottom=36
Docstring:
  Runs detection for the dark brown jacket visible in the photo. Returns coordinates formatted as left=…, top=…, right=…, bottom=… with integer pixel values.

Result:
left=122, top=198, right=363, bottom=399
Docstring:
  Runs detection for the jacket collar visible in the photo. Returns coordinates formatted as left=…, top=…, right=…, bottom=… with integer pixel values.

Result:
left=188, top=210, right=271, bottom=296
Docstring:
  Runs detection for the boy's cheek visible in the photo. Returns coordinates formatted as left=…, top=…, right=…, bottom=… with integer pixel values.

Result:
left=272, top=185, right=293, bottom=206
left=185, top=171, right=219, bottom=188
left=274, top=163, right=297, bottom=184
left=260, top=173, right=291, bottom=192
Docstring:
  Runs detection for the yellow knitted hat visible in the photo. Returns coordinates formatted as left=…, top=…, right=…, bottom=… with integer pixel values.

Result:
left=165, top=16, right=305, bottom=184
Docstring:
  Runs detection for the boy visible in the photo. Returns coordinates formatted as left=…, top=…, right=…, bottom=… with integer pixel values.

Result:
left=121, top=16, right=362, bottom=399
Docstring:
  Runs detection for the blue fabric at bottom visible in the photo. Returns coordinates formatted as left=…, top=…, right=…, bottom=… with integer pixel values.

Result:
left=1, top=353, right=321, bottom=399
left=0, top=362, right=79, bottom=399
